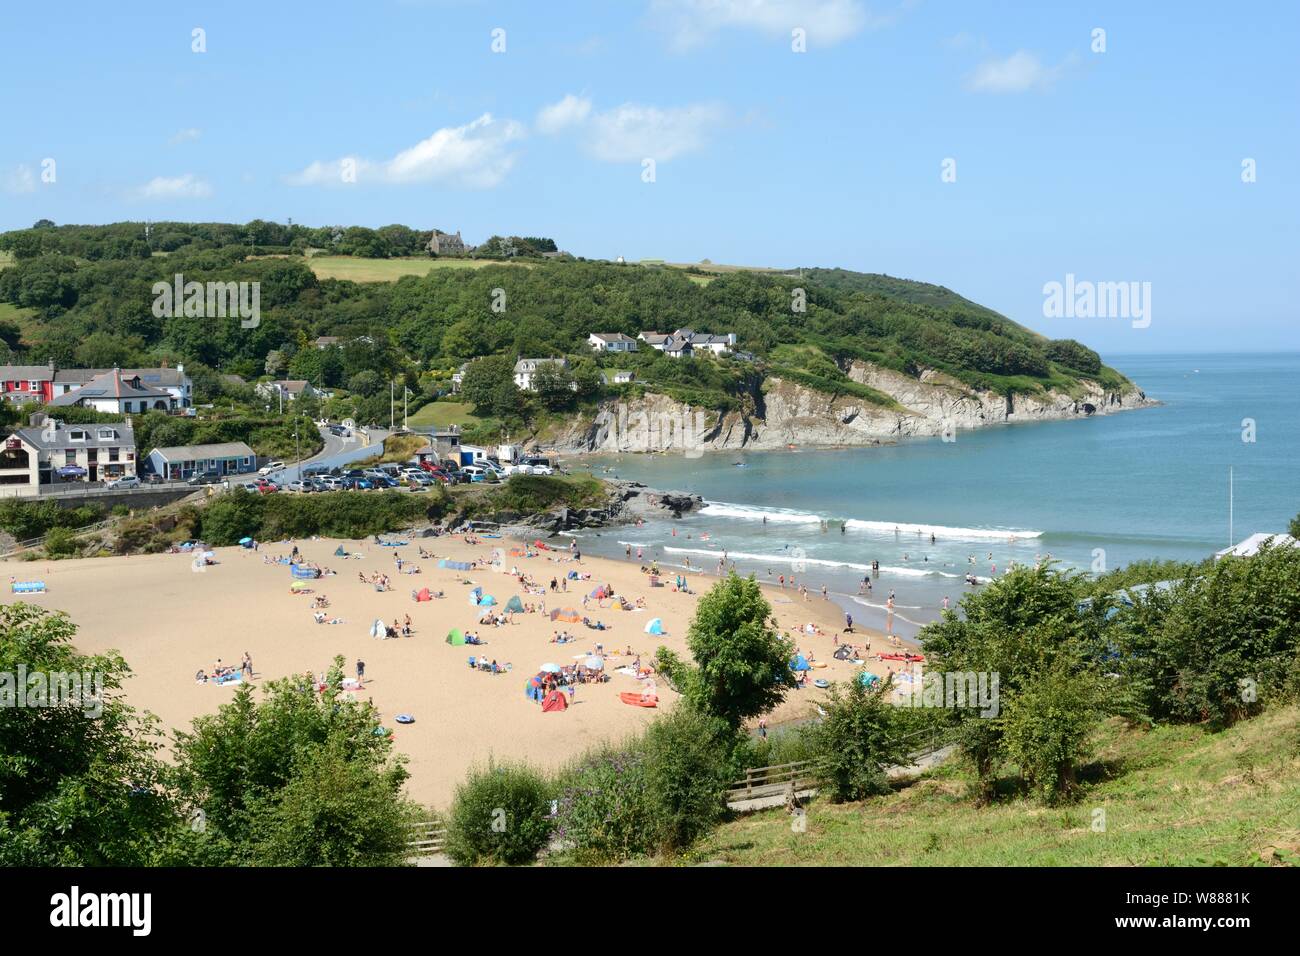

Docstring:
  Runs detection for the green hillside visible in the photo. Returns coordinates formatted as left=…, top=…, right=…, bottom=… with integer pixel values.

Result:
left=0, top=220, right=1135, bottom=428
left=690, top=705, right=1300, bottom=867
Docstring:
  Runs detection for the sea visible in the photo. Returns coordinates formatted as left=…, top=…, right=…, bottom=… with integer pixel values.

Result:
left=563, top=353, right=1300, bottom=639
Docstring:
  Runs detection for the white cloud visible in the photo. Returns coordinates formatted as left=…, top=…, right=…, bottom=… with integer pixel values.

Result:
left=585, top=102, right=726, bottom=162
left=965, top=50, right=1073, bottom=93
left=648, top=0, right=881, bottom=51
left=2, top=164, right=37, bottom=195
left=286, top=113, right=525, bottom=189
left=131, top=174, right=213, bottom=200
left=536, top=94, right=593, bottom=135
left=169, top=128, right=203, bottom=145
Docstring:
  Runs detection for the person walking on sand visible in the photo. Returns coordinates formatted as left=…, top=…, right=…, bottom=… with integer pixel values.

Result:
left=241, top=652, right=253, bottom=678
left=356, top=659, right=366, bottom=682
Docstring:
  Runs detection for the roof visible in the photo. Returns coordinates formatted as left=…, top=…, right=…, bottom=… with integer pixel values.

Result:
left=260, top=380, right=312, bottom=394
left=17, top=421, right=134, bottom=450
left=1215, top=533, right=1300, bottom=559
left=314, top=336, right=341, bottom=346
left=514, top=358, right=568, bottom=372
left=55, top=367, right=190, bottom=387
left=590, top=332, right=637, bottom=343
left=0, top=365, right=55, bottom=382
left=48, top=371, right=173, bottom=406
left=150, top=442, right=256, bottom=462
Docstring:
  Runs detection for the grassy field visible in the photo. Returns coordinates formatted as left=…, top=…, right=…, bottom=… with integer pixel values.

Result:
left=405, top=401, right=482, bottom=428
left=0, top=301, right=38, bottom=341
left=686, top=706, right=1300, bottom=867
left=308, top=256, right=533, bottom=283
left=0, top=250, right=14, bottom=269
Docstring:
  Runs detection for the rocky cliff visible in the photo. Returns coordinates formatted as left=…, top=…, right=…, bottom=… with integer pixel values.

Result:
left=553, top=360, right=1153, bottom=454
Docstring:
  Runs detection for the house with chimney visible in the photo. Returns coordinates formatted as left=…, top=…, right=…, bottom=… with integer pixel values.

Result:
left=427, top=229, right=469, bottom=256
left=47, top=370, right=177, bottom=414
left=587, top=332, right=639, bottom=353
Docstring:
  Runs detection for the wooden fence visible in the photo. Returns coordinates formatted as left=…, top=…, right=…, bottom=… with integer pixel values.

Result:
left=726, top=760, right=820, bottom=806
left=405, top=819, right=447, bottom=857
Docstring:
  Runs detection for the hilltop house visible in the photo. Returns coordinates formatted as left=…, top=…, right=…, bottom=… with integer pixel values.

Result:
left=427, top=230, right=469, bottom=256
left=637, top=328, right=737, bottom=358
left=313, top=336, right=341, bottom=349
left=588, top=332, right=639, bottom=353
left=513, top=358, right=570, bottom=391
left=601, top=369, right=636, bottom=385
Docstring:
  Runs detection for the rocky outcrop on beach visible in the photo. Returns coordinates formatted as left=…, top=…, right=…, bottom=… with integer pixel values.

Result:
left=491, top=479, right=703, bottom=537
left=552, top=359, right=1154, bottom=454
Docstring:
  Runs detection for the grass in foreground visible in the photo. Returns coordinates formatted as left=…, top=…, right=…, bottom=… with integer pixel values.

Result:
left=686, top=706, right=1300, bottom=866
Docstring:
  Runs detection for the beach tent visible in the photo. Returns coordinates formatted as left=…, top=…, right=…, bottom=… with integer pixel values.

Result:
left=438, top=559, right=472, bottom=571
left=468, top=586, right=482, bottom=605
left=416, top=587, right=433, bottom=602
left=239, top=537, right=254, bottom=548
left=334, top=545, right=348, bottom=557
left=505, top=595, right=525, bottom=613
left=446, top=628, right=465, bottom=646
left=550, top=608, right=581, bottom=623
left=790, top=655, right=811, bottom=672
left=644, top=617, right=664, bottom=635
left=369, top=619, right=386, bottom=638
left=589, top=586, right=607, bottom=599
left=858, top=671, right=881, bottom=687
left=566, top=570, right=580, bottom=579
left=542, top=689, right=569, bottom=713
left=478, top=594, right=497, bottom=607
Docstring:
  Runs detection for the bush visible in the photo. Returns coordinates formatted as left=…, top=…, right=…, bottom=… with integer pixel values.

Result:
left=42, top=526, right=79, bottom=557
left=552, top=743, right=656, bottom=863
left=810, top=676, right=911, bottom=802
left=642, top=704, right=737, bottom=852
left=444, top=761, right=552, bottom=866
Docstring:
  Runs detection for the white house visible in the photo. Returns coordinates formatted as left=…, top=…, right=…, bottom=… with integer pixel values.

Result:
left=513, top=358, right=569, bottom=391
left=637, top=328, right=736, bottom=358
left=588, top=333, right=639, bottom=353
left=47, top=370, right=177, bottom=414
left=601, top=369, right=636, bottom=385
left=256, top=380, right=325, bottom=403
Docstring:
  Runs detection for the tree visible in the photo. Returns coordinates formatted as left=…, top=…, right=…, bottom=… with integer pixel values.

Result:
left=459, top=355, right=515, bottom=416
left=347, top=369, right=383, bottom=397
left=642, top=703, right=736, bottom=851
left=172, top=655, right=415, bottom=866
left=1289, top=511, right=1300, bottom=539
left=810, top=676, right=910, bottom=802
left=531, top=360, right=575, bottom=411
left=0, top=603, right=181, bottom=865
left=678, top=572, right=794, bottom=729
left=1002, top=663, right=1106, bottom=804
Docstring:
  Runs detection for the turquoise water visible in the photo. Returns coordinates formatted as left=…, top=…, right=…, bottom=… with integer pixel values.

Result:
left=568, top=354, right=1300, bottom=636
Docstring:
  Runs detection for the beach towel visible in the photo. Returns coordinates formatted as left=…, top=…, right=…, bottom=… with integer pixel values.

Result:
left=12, top=581, right=47, bottom=593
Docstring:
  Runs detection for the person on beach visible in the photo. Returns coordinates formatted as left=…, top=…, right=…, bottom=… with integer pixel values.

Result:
left=356, top=659, right=365, bottom=682
left=844, top=612, right=853, bottom=632
left=942, top=595, right=951, bottom=610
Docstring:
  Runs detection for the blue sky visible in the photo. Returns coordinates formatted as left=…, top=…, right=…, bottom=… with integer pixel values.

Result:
left=1, top=0, right=1296, bottom=354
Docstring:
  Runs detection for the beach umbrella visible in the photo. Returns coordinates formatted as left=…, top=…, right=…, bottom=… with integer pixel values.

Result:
left=583, top=655, right=604, bottom=669
left=239, top=536, right=253, bottom=546
left=539, top=663, right=562, bottom=673
left=467, top=586, right=482, bottom=605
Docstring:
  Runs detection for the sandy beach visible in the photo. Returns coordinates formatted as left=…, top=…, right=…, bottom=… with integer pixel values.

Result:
left=6, top=531, right=913, bottom=808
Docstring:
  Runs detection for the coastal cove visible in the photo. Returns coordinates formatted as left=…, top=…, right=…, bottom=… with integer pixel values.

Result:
left=566, top=353, right=1300, bottom=637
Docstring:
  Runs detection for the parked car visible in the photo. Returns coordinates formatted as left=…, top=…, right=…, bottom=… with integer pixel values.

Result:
left=285, top=480, right=311, bottom=493
left=461, top=465, right=492, bottom=482
left=255, top=479, right=279, bottom=494
left=522, top=457, right=555, bottom=476
left=317, top=476, right=343, bottom=491
left=258, top=461, right=285, bottom=476
left=142, top=472, right=166, bottom=485
left=105, top=475, right=141, bottom=489
left=187, top=471, right=223, bottom=486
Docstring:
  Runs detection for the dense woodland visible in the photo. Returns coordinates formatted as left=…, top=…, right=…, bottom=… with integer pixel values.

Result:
left=0, top=220, right=1129, bottom=433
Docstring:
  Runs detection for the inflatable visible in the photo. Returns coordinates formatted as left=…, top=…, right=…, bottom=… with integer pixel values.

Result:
left=619, top=691, right=658, bottom=708
left=395, top=714, right=415, bottom=724
left=813, top=678, right=830, bottom=689
left=880, top=652, right=926, bottom=663
left=504, top=595, right=525, bottom=613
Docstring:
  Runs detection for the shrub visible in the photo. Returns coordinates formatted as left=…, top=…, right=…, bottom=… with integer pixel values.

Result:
left=552, top=743, right=656, bottom=863
left=42, top=526, right=79, bottom=557
left=642, top=704, right=737, bottom=852
left=810, top=677, right=910, bottom=802
left=444, top=761, right=552, bottom=866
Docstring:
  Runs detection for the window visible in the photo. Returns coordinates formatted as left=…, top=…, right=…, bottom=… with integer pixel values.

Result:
left=109, top=448, right=120, bottom=462
left=64, top=450, right=76, bottom=465
left=98, top=428, right=116, bottom=440
left=28, top=380, right=39, bottom=391
left=69, top=430, right=86, bottom=441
